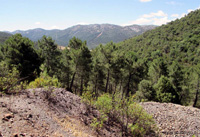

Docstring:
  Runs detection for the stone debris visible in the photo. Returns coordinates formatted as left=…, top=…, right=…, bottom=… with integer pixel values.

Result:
left=141, top=102, right=200, bottom=136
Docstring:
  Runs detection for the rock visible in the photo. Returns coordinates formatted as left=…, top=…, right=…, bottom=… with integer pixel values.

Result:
left=141, top=102, right=200, bottom=136
left=20, top=133, right=26, bottom=136
left=2, top=113, right=14, bottom=121
left=13, top=133, right=18, bottom=137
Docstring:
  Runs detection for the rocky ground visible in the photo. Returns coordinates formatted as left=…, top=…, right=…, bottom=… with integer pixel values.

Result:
left=0, top=88, right=95, bottom=137
left=141, top=102, right=200, bottom=136
left=0, top=88, right=199, bottom=137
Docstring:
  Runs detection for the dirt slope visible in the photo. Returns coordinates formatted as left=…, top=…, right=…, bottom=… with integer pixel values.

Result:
left=0, top=88, right=199, bottom=137
left=0, top=88, right=95, bottom=137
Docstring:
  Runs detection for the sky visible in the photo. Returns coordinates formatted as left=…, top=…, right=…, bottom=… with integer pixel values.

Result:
left=0, top=0, right=200, bottom=31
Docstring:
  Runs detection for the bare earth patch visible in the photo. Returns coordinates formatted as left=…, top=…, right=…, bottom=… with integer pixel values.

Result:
left=0, top=88, right=95, bottom=137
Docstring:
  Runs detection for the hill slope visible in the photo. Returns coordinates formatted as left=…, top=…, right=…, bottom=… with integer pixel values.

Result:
left=10, top=24, right=156, bottom=49
left=141, top=102, right=200, bottom=136
left=0, top=88, right=199, bottom=136
left=118, top=9, right=200, bottom=65
left=0, top=32, right=12, bottom=44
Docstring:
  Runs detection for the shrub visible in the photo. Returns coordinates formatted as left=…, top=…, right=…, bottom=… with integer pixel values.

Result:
left=95, top=94, right=112, bottom=114
left=136, top=80, right=156, bottom=101
left=81, top=87, right=95, bottom=105
left=127, top=102, right=156, bottom=136
left=28, top=65, right=60, bottom=88
left=154, top=75, right=178, bottom=103
left=81, top=90, right=157, bottom=136
left=0, top=61, right=20, bottom=94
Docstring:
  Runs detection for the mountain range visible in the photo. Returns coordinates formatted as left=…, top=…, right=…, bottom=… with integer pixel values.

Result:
left=9, top=24, right=156, bottom=49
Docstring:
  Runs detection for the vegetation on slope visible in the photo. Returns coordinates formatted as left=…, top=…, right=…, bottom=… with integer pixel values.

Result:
left=116, top=9, right=200, bottom=107
left=0, top=8, right=200, bottom=136
left=0, top=32, right=12, bottom=44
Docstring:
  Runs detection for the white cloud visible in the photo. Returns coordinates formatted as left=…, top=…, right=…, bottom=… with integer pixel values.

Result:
left=76, top=22, right=88, bottom=25
left=35, top=22, right=41, bottom=25
left=152, top=17, right=170, bottom=25
left=123, top=10, right=170, bottom=26
left=166, top=1, right=182, bottom=6
left=187, top=9, right=193, bottom=13
left=139, top=0, right=152, bottom=2
left=171, top=14, right=179, bottom=18
left=142, top=10, right=168, bottom=18
left=129, top=18, right=152, bottom=25
left=51, top=26, right=59, bottom=29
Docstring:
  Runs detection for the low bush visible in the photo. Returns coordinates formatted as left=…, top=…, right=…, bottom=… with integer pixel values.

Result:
left=28, top=66, right=60, bottom=88
left=0, top=61, right=22, bottom=94
left=82, top=91, right=158, bottom=136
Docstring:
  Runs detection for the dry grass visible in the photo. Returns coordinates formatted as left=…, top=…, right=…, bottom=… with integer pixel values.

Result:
left=54, top=115, right=95, bottom=137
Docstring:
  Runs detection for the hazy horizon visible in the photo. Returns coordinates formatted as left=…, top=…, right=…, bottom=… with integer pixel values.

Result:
left=4, top=23, right=158, bottom=32
left=0, top=0, right=200, bottom=31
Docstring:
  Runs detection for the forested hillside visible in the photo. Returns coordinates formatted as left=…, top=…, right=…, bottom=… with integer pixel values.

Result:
left=0, top=9, right=200, bottom=137
left=11, top=24, right=156, bottom=49
left=116, top=9, right=200, bottom=106
left=1, top=9, right=200, bottom=107
left=0, top=32, right=12, bottom=44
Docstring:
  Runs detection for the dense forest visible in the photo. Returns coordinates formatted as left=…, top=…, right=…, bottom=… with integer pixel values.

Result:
left=0, top=9, right=200, bottom=109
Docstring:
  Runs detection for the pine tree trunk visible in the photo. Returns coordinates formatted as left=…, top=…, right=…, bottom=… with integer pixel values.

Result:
left=193, top=79, right=199, bottom=107
left=94, top=75, right=98, bottom=98
left=126, top=73, right=132, bottom=97
left=80, top=77, right=83, bottom=96
left=105, top=69, right=110, bottom=93
left=69, top=72, right=76, bottom=92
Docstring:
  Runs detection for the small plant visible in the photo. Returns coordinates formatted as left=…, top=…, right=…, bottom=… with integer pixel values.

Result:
left=90, top=113, right=108, bottom=131
left=81, top=87, right=95, bottom=105
left=0, top=61, right=20, bottom=94
left=81, top=89, right=157, bottom=136
left=95, top=94, right=112, bottom=114
left=28, top=65, right=61, bottom=88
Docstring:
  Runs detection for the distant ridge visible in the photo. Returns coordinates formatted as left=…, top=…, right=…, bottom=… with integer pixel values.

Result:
left=9, top=24, right=157, bottom=49
left=0, top=32, right=12, bottom=44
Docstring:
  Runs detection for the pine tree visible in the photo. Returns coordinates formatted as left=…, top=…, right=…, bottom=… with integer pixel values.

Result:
left=38, top=35, right=61, bottom=77
left=2, top=34, right=41, bottom=80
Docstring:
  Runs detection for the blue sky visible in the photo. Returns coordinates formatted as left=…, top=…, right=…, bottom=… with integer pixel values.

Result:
left=0, top=0, right=199, bottom=31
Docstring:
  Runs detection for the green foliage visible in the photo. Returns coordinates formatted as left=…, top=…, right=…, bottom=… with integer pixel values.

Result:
left=189, top=65, right=200, bottom=107
left=127, top=103, right=155, bottom=136
left=0, top=32, right=12, bottom=44
left=68, top=37, right=84, bottom=49
left=38, top=35, right=61, bottom=77
left=82, top=90, right=157, bottom=136
left=2, top=34, right=41, bottom=80
left=0, top=61, right=20, bottom=94
left=81, top=87, right=95, bottom=105
left=28, top=65, right=61, bottom=88
left=136, top=80, right=155, bottom=101
left=59, top=48, right=72, bottom=89
left=154, top=76, right=179, bottom=103
left=67, top=37, right=92, bottom=94
left=90, top=114, right=107, bottom=131
left=95, top=94, right=112, bottom=114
